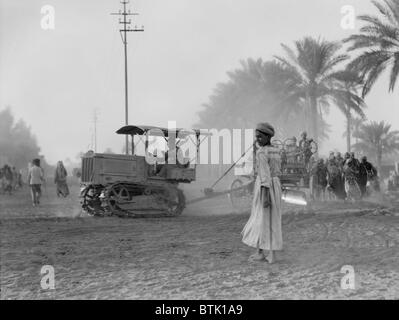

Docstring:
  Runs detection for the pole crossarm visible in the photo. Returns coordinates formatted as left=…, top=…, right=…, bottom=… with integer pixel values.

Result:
left=110, top=13, right=139, bottom=16
left=111, top=1, right=144, bottom=154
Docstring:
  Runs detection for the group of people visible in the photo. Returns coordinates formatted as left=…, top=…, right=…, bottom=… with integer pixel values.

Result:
left=310, top=152, right=379, bottom=201
left=0, top=165, right=23, bottom=195
left=1, top=159, right=70, bottom=206
left=26, top=159, right=70, bottom=206
left=281, top=131, right=315, bottom=167
left=278, top=131, right=380, bottom=202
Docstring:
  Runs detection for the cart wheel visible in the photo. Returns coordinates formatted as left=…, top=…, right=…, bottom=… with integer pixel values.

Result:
left=228, top=178, right=253, bottom=213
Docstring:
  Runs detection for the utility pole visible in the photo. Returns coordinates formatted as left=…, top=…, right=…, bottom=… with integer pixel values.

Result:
left=111, top=1, right=144, bottom=154
left=93, top=108, right=100, bottom=152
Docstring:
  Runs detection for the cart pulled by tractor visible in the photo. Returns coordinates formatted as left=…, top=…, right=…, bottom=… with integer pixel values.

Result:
left=80, top=125, right=314, bottom=217
left=206, top=136, right=318, bottom=212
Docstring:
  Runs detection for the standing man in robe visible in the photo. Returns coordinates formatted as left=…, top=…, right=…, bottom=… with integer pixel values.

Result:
left=242, top=123, right=282, bottom=264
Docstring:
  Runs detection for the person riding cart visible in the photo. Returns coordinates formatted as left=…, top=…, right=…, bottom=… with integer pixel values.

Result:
left=298, top=131, right=314, bottom=167
left=286, top=137, right=301, bottom=164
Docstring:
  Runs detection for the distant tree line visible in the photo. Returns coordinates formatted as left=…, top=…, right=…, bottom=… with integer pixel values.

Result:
left=0, top=107, right=53, bottom=174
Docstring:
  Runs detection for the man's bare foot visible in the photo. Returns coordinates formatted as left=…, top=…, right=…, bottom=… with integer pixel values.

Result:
left=248, top=253, right=266, bottom=262
left=265, top=253, right=275, bottom=264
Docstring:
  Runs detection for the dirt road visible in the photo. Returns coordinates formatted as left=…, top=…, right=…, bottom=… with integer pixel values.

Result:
left=1, top=184, right=398, bottom=299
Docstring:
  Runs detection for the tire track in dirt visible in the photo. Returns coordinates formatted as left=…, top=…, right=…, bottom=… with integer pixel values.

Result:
left=279, top=212, right=399, bottom=293
left=1, top=187, right=399, bottom=299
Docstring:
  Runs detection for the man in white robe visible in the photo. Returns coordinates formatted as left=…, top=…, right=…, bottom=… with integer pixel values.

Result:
left=242, top=123, right=283, bottom=264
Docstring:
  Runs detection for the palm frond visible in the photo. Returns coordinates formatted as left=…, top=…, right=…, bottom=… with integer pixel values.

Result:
left=343, top=0, right=399, bottom=94
left=363, top=58, right=390, bottom=96
left=389, top=52, right=399, bottom=91
left=372, top=0, right=397, bottom=25
left=381, top=0, right=399, bottom=26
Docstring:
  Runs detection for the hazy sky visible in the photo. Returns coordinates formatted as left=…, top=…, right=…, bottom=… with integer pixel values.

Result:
left=1, top=0, right=398, bottom=164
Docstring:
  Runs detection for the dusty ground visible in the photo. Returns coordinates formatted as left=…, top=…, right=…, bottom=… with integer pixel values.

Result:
left=1, top=182, right=398, bottom=300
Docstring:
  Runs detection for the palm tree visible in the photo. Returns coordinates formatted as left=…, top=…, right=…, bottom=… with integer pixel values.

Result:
left=352, top=117, right=366, bottom=142
left=274, top=37, right=364, bottom=144
left=336, top=79, right=367, bottom=152
left=196, top=58, right=310, bottom=134
left=197, top=54, right=356, bottom=150
left=352, top=120, right=399, bottom=173
left=341, top=108, right=365, bottom=153
left=343, top=116, right=366, bottom=148
left=344, top=0, right=399, bottom=97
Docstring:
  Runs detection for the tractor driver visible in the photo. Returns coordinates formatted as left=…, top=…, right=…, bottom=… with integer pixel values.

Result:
left=156, top=146, right=188, bottom=178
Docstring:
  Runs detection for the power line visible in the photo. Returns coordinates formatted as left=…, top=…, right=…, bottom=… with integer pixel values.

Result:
left=111, top=0, right=144, bottom=155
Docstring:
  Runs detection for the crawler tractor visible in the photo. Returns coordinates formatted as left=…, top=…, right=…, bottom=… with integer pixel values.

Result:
left=80, top=125, right=209, bottom=217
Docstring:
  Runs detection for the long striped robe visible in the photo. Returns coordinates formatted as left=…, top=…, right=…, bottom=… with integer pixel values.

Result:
left=242, top=145, right=283, bottom=251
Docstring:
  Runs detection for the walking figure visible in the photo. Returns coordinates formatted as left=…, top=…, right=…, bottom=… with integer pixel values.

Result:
left=27, top=159, right=45, bottom=206
left=11, top=166, right=18, bottom=190
left=2, top=165, right=13, bottom=195
left=311, top=159, right=328, bottom=201
left=343, top=154, right=361, bottom=201
left=54, top=161, right=70, bottom=197
left=360, top=156, right=380, bottom=194
left=326, top=155, right=346, bottom=200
